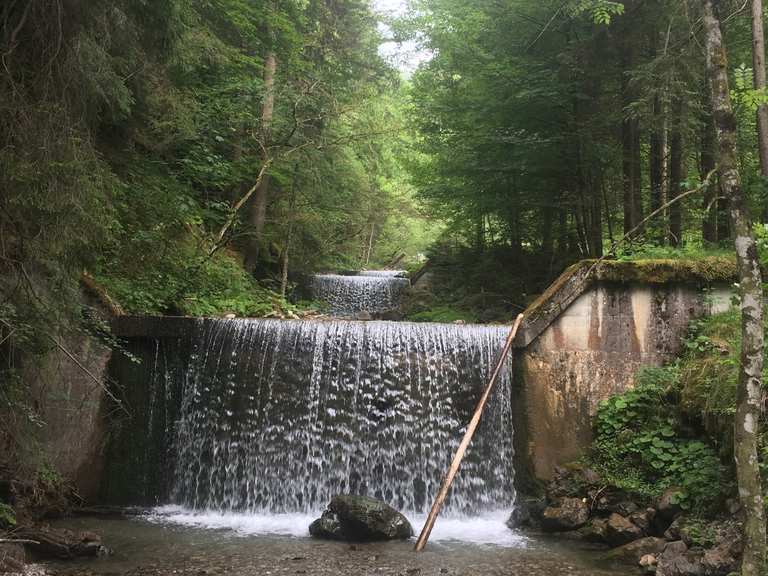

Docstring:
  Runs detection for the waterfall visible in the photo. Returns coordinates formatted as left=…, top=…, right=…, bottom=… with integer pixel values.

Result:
left=117, top=318, right=516, bottom=516
left=312, top=273, right=410, bottom=316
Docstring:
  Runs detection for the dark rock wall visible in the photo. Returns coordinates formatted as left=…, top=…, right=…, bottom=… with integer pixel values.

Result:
left=100, top=335, right=190, bottom=505
left=21, top=292, right=114, bottom=502
left=36, top=334, right=109, bottom=501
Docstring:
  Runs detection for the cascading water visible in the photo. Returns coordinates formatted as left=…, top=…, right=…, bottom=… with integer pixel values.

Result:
left=312, top=273, right=410, bottom=315
left=171, top=319, right=514, bottom=515
left=109, top=317, right=516, bottom=524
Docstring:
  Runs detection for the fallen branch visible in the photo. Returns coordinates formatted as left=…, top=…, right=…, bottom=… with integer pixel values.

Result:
left=48, top=334, right=129, bottom=415
left=212, top=159, right=273, bottom=252
left=586, top=168, right=718, bottom=278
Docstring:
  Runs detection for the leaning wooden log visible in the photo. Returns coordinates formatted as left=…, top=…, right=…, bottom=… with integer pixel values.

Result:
left=414, top=313, right=524, bottom=552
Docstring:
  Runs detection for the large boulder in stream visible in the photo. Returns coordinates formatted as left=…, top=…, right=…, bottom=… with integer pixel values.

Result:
left=309, top=495, right=413, bottom=542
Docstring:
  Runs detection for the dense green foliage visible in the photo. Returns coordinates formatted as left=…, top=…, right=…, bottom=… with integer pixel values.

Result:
left=0, top=0, right=436, bottom=501
left=398, top=0, right=768, bottom=304
left=590, top=309, right=768, bottom=515
left=0, top=503, right=16, bottom=529
left=0, top=0, right=435, bottom=328
left=403, top=242, right=529, bottom=323
left=591, top=366, right=727, bottom=514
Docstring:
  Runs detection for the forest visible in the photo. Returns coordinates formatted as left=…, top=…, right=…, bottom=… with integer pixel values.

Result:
left=2, top=0, right=768, bottom=575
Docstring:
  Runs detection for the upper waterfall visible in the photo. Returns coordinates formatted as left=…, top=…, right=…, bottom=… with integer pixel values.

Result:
left=312, top=272, right=410, bottom=316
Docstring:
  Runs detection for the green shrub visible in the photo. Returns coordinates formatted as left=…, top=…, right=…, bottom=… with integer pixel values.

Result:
left=0, top=503, right=16, bottom=529
left=590, top=366, right=727, bottom=514
left=90, top=157, right=289, bottom=318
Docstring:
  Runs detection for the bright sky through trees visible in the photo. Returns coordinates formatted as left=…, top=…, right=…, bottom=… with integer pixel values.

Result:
left=373, top=0, right=430, bottom=74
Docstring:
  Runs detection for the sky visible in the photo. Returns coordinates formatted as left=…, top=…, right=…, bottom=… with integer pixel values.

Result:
left=372, top=0, right=431, bottom=75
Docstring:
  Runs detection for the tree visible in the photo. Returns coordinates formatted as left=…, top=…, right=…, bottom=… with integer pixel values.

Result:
left=702, top=2, right=766, bottom=575
left=752, top=0, right=768, bottom=219
left=244, top=4, right=278, bottom=273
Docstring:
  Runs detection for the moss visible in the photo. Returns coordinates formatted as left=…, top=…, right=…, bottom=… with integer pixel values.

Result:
left=524, top=257, right=736, bottom=321
left=594, top=257, right=738, bottom=284
left=407, top=305, right=477, bottom=323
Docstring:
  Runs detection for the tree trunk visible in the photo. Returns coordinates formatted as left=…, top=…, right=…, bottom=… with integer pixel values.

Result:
left=244, top=50, right=277, bottom=273
left=365, top=222, right=375, bottom=266
left=632, top=118, right=643, bottom=229
left=753, top=0, right=768, bottom=221
left=701, top=88, right=719, bottom=245
left=621, top=40, right=637, bottom=236
left=591, top=177, right=603, bottom=257
left=649, top=96, right=664, bottom=242
left=280, top=225, right=291, bottom=298
left=603, top=180, right=615, bottom=249
left=281, top=172, right=298, bottom=299
left=668, top=99, right=684, bottom=247
left=541, top=198, right=554, bottom=265
left=703, top=4, right=767, bottom=576
left=650, top=94, right=665, bottom=244
left=649, top=21, right=665, bottom=243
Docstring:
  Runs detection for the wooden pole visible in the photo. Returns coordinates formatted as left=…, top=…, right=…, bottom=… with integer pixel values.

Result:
left=414, top=313, right=525, bottom=552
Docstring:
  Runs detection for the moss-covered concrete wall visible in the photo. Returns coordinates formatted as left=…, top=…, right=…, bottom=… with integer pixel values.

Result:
left=513, top=258, right=734, bottom=484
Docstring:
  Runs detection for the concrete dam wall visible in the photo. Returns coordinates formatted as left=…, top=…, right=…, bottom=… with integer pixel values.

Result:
left=510, top=258, right=735, bottom=484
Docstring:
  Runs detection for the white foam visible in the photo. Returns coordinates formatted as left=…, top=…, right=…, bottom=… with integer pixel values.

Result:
left=415, top=511, right=528, bottom=547
left=145, top=506, right=527, bottom=547
left=146, top=506, right=315, bottom=537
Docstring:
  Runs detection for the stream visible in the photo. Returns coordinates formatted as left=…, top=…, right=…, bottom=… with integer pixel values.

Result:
left=49, top=513, right=626, bottom=576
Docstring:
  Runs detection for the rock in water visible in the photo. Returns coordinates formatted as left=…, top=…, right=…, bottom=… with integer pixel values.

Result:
left=309, top=495, right=413, bottom=541
left=540, top=498, right=590, bottom=532
left=605, top=512, right=644, bottom=547
left=606, top=537, right=667, bottom=565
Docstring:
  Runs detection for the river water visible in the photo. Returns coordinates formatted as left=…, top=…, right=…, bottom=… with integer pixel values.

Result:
left=49, top=512, right=625, bottom=576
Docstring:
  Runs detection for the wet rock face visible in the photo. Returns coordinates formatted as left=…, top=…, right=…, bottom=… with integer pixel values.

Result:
left=656, top=541, right=703, bottom=576
left=606, top=537, right=666, bottom=565
left=605, top=512, right=645, bottom=547
left=656, top=488, right=684, bottom=522
left=309, top=496, right=413, bottom=542
left=506, top=498, right=546, bottom=529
